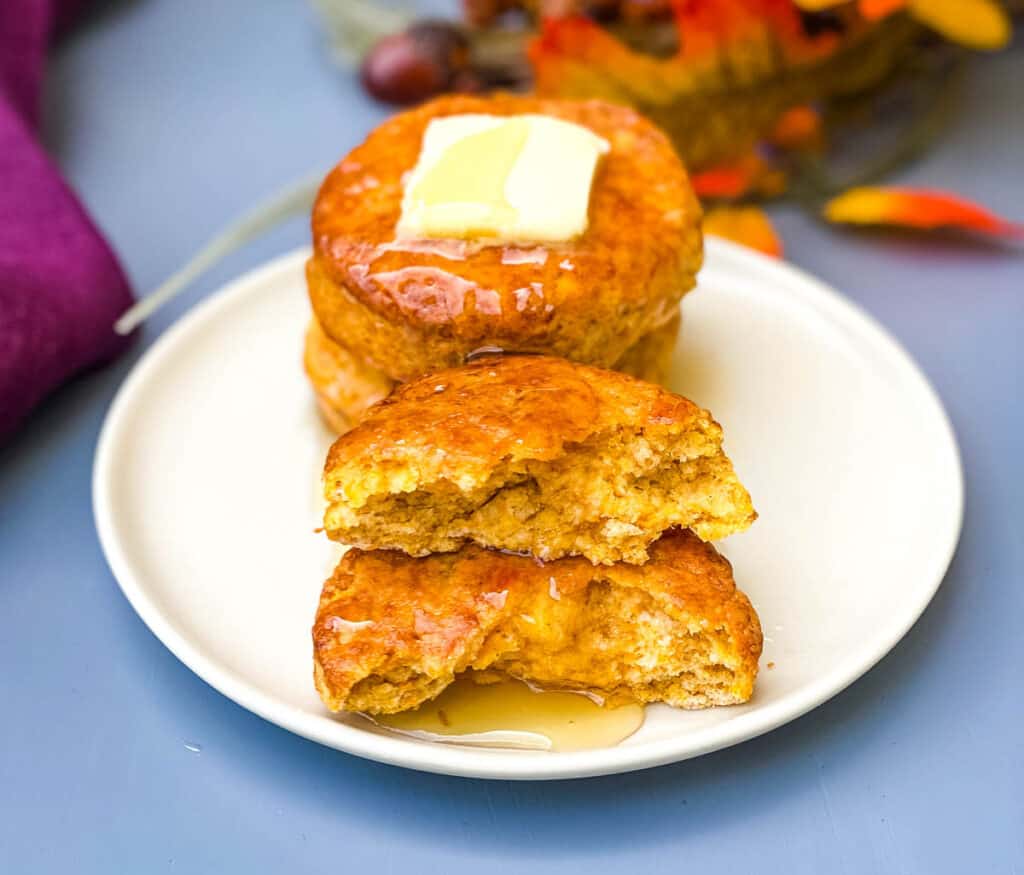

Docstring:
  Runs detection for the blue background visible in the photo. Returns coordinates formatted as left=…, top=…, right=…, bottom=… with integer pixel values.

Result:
left=1, top=2, right=1021, bottom=871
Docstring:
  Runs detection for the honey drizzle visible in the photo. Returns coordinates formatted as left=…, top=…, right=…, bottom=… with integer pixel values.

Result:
left=370, top=678, right=645, bottom=752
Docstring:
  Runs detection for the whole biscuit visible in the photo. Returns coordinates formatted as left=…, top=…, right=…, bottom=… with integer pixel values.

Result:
left=309, top=94, right=702, bottom=382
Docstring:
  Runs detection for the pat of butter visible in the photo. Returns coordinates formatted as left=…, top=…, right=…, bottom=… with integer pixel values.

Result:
left=397, top=114, right=610, bottom=244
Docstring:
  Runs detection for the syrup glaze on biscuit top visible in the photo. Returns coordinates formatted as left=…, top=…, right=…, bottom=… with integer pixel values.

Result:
left=304, top=310, right=682, bottom=435
left=308, top=94, right=702, bottom=383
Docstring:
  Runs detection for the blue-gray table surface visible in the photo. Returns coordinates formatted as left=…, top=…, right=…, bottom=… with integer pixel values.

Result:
left=2, top=2, right=1021, bottom=871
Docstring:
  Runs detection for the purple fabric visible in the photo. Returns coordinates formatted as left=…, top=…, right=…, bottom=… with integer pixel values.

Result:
left=1, top=0, right=134, bottom=441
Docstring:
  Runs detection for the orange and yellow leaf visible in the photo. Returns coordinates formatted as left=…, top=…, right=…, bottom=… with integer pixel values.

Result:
left=530, top=4, right=848, bottom=107
left=908, top=0, right=1010, bottom=50
left=704, top=206, right=784, bottom=257
left=783, top=0, right=1010, bottom=48
left=824, top=187, right=1024, bottom=237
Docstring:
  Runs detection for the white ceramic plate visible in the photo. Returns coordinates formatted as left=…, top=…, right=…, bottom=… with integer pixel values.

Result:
left=93, top=241, right=963, bottom=780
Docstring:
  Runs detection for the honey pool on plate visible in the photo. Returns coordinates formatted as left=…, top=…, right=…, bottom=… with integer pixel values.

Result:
left=370, top=678, right=645, bottom=752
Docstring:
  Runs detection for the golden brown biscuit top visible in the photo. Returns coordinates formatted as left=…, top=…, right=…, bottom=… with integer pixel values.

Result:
left=312, top=529, right=760, bottom=695
left=324, top=354, right=710, bottom=493
left=311, top=94, right=700, bottom=333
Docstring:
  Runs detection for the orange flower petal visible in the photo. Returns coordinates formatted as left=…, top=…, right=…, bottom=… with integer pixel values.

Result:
left=692, top=165, right=752, bottom=199
left=824, top=187, right=1024, bottom=237
left=859, top=0, right=906, bottom=19
left=691, top=152, right=787, bottom=200
left=791, top=0, right=848, bottom=9
left=769, top=105, right=823, bottom=149
left=704, top=206, right=784, bottom=257
left=908, top=0, right=1011, bottom=50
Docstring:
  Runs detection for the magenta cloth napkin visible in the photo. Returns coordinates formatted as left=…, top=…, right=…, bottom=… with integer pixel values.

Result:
left=0, top=0, right=134, bottom=441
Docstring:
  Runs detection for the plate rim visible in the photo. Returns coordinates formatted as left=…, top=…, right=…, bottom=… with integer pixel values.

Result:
left=93, top=239, right=964, bottom=780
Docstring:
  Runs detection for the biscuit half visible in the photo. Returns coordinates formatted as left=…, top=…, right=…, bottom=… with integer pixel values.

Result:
left=322, top=355, right=755, bottom=564
left=313, top=529, right=762, bottom=714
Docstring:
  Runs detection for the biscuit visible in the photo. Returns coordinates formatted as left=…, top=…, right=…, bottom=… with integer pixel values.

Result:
left=614, top=311, right=680, bottom=386
left=313, top=529, right=762, bottom=714
left=323, top=355, right=755, bottom=564
left=302, top=319, right=392, bottom=433
left=305, top=311, right=680, bottom=434
left=308, top=93, right=702, bottom=383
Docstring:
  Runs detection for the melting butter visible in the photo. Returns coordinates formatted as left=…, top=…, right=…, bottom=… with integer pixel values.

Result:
left=410, top=118, right=530, bottom=234
left=373, top=678, right=644, bottom=752
left=397, top=114, right=610, bottom=244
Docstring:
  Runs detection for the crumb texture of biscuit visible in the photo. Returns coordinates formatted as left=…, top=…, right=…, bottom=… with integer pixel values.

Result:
left=313, top=529, right=762, bottom=714
left=323, top=355, right=755, bottom=564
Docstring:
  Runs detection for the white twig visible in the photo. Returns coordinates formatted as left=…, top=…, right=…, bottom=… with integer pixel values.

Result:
left=310, top=0, right=411, bottom=64
left=114, top=172, right=323, bottom=335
